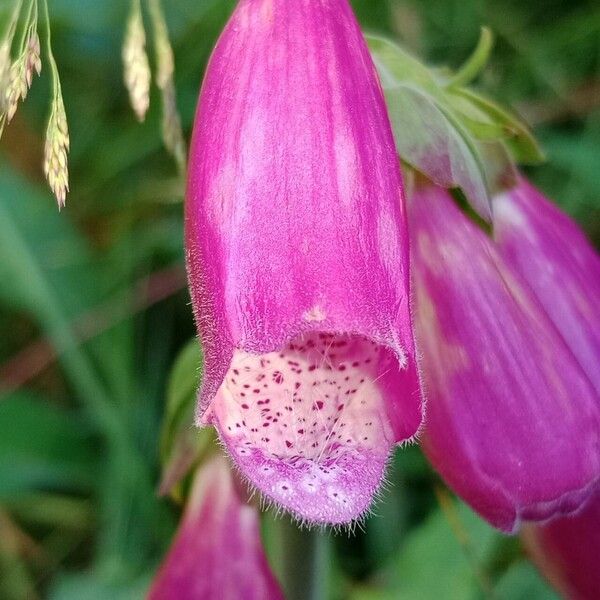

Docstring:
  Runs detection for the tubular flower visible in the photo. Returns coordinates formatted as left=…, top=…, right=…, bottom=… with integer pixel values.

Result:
left=185, top=0, right=423, bottom=525
left=148, top=455, right=283, bottom=600
left=493, top=176, right=600, bottom=396
left=523, top=493, right=600, bottom=600
left=409, top=183, right=600, bottom=533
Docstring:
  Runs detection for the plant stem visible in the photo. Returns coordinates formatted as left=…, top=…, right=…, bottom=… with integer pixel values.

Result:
left=279, top=519, right=329, bottom=600
left=446, top=26, right=494, bottom=89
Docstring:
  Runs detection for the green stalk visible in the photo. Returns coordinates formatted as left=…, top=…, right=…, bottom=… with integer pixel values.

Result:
left=2, top=0, right=24, bottom=43
left=446, top=27, right=494, bottom=89
left=279, top=520, right=330, bottom=600
left=42, top=0, right=60, bottom=96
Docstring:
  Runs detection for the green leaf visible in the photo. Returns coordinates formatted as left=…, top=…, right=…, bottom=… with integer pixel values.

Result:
left=538, top=131, right=600, bottom=206
left=0, top=168, right=169, bottom=570
left=494, top=561, right=560, bottom=600
left=49, top=570, right=152, bottom=600
left=3, top=491, right=93, bottom=530
left=159, top=338, right=214, bottom=498
left=0, top=548, right=37, bottom=600
left=351, top=497, right=499, bottom=600
left=383, top=83, right=491, bottom=216
left=0, top=167, right=118, bottom=435
left=0, top=392, right=97, bottom=500
left=162, top=338, right=203, bottom=430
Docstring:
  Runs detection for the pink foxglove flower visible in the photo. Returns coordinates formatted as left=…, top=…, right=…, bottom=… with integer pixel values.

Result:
left=409, top=183, right=600, bottom=533
left=524, top=493, right=600, bottom=600
left=185, top=0, right=423, bottom=524
left=148, top=455, right=283, bottom=600
left=493, top=176, right=600, bottom=396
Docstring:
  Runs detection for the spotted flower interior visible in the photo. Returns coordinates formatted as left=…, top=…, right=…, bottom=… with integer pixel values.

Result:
left=208, top=332, right=402, bottom=524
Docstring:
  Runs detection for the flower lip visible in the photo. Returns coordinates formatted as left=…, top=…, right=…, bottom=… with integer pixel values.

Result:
left=205, top=330, right=420, bottom=525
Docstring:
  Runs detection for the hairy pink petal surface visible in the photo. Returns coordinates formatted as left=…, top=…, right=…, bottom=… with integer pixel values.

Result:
left=148, top=455, right=283, bottom=600
left=524, top=493, right=600, bottom=600
left=410, top=184, right=600, bottom=533
left=493, top=177, right=600, bottom=397
left=185, top=0, right=423, bottom=524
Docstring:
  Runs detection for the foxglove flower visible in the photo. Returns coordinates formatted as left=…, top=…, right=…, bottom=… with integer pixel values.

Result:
left=524, top=493, right=600, bottom=600
left=493, top=177, right=600, bottom=396
left=186, top=0, right=423, bottom=524
left=148, top=455, right=283, bottom=600
left=409, top=183, right=600, bottom=533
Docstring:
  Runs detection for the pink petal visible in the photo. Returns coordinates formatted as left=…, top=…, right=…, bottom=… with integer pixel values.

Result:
left=148, top=455, right=283, bottom=600
left=493, top=176, right=600, bottom=397
left=410, top=183, right=600, bottom=533
left=524, top=493, right=600, bottom=600
left=185, top=0, right=423, bottom=524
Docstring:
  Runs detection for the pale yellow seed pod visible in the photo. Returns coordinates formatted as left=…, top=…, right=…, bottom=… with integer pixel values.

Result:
left=44, top=93, right=70, bottom=208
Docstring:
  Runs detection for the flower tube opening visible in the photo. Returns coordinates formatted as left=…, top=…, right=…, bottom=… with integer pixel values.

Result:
left=206, top=331, right=420, bottom=524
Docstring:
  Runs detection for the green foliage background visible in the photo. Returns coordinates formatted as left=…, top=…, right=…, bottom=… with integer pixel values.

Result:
left=0, top=0, right=598, bottom=598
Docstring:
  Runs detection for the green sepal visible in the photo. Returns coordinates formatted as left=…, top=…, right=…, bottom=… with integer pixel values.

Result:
left=367, top=31, right=544, bottom=215
left=368, top=34, right=492, bottom=218
left=448, top=88, right=545, bottom=164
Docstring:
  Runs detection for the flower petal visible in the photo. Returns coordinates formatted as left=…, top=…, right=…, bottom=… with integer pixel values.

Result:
left=148, top=455, right=283, bottom=600
left=524, top=493, right=600, bottom=600
left=186, top=0, right=423, bottom=523
left=410, top=183, right=600, bottom=533
left=493, top=177, right=600, bottom=397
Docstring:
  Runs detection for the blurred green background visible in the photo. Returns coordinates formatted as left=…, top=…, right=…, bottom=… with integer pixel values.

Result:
left=0, top=0, right=598, bottom=598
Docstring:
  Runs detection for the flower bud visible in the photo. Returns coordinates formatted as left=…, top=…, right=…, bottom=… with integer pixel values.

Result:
left=148, top=455, right=283, bottom=600
left=410, top=183, right=600, bottom=533
left=524, top=493, right=600, bottom=600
